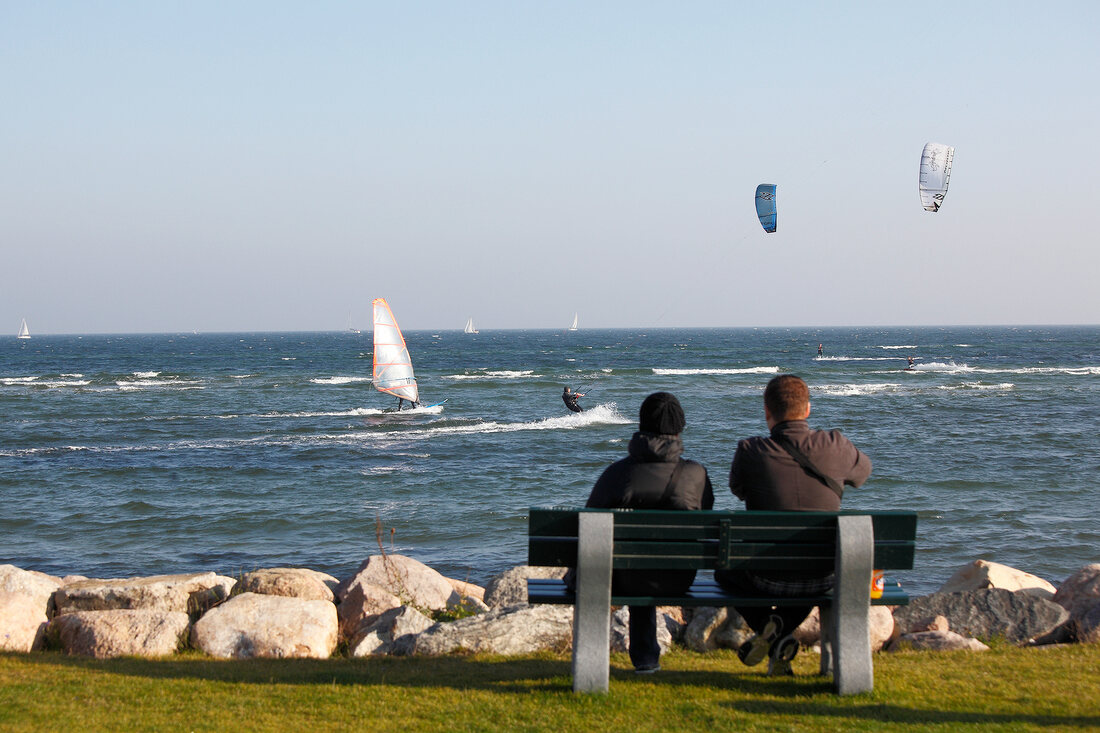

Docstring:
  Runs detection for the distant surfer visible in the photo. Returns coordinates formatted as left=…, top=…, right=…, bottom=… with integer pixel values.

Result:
left=817, top=343, right=823, bottom=357
left=563, top=386, right=585, bottom=413
left=906, top=356, right=915, bottom=371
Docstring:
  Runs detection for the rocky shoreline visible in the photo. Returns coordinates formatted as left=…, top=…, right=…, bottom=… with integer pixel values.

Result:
left=2, top=557, right=1098, bottom=661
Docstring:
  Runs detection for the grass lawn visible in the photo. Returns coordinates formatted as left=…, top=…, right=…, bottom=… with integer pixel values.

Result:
left=2, top=644, right=1098, bottom=732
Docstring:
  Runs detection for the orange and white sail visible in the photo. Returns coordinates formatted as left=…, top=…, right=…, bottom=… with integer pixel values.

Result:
left=372, top=298, right=419, bottom=403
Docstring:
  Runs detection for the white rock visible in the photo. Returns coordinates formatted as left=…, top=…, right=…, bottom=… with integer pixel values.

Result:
left=233, top=567, right=337, bottom=602
left=49, top=609, right=190, bottom=658
left=444, top=577, right=486, bottom=604
left=190, top=592, right=337, bottom=659
left=413, top=604, right=573, bottom=656
left=0, top=592, right=49, bottom=652
left=939, top=560, right=1057, bottom=599
left=793, top=605, right=895, bottom=652
left=53, top=572, right=235, bottom=617
left=348, top=605, right=434, bottom=657
left=893, top=629, right=990, bottom=652
left=337, top=581, right=403, bottom=640
left=336, top=555, right=460, bottom=612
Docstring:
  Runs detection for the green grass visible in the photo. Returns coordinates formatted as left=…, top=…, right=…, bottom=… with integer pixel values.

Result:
left=2, top=644, right=1098, bottom=732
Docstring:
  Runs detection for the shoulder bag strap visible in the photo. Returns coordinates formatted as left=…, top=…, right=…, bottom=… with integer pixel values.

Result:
left=774, top=436, right=844, bottom=498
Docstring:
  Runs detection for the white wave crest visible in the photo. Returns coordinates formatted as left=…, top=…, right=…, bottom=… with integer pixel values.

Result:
left=1, top=377, right=39, bottom=385
left=653, top=367, right=779, bottom=376
left=133, top=371, right=160, bottom=378
left=117, top=379, right=204, bottom=391
left=817, top=383, right=903, bottom=396
left=443, top=370, right=535, bottom=380
left=378, top=403, right=630, bottom=440
left=311, top=376, right=372, bottom=385
left=878, top=345, right=918, bottom=350
left=937, top=382, right=1016, bottom=391
left=912, top=361, right=973, bottom=373
left=814, top=356, right=899, bottom=362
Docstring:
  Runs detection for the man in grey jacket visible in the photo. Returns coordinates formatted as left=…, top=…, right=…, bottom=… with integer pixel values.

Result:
left=717, top=375, right=871, bottom=675
left=583, top=392, right=713, bottom=673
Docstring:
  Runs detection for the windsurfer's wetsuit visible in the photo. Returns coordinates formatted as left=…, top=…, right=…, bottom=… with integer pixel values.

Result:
left=563, top=388, right=583, bottom=413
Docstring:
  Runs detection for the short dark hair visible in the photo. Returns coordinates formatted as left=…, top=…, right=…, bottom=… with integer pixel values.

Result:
left=764, top=375, right=809, bottom=421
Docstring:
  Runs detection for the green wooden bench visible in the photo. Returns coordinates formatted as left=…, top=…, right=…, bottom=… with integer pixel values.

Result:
left=527, top=507, right=917, bottom=694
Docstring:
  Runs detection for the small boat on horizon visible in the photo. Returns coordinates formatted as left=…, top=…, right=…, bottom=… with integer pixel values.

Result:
left=464, top=317, right=479, bottom=334
left=567, top=313, right=578, bottom=331
left=17, top=318, right=30, bottom=339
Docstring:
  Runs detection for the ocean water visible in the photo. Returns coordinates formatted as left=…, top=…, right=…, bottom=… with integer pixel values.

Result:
left=2, top=326, right=1097, bottom=596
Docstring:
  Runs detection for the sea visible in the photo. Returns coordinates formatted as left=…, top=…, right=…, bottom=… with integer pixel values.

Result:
left=2, top=326, right=1097, bottom=597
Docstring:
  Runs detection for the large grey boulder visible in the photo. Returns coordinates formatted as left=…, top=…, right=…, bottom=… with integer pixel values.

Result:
left=938, top=560, right=1057, bottom=599
left=190, top=592, right=337, bottom=659
left=233, top=568, right=338, bottom=602
left=1053, top=564, right=1100, bottom=643
left=413, top=604, right=573, bottom=656
left=336, top=555, right=462, bottom=613
left=682, top=607, right=752, bottom=652
left=892, top=588, right=1069, bottom=644
left=483, top=565, right=568, bottom=609
left=0, top=565, right=62, bottom=652
left=348, top=605, right=435, bottom=657
left=49, top=609, right=190, bottom=658
left=53, top=572, right=235, bottom=618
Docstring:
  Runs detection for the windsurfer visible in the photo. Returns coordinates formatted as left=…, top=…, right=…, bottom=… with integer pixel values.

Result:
left=562, top=386, right=585, bottom=413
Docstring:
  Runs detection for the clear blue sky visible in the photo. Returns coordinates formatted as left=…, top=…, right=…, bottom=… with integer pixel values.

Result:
left=3, top=2, right=1098, bottom=333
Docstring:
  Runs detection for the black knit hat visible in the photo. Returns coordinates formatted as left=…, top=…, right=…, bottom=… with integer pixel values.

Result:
left=639, top=392, right=685, bottom=435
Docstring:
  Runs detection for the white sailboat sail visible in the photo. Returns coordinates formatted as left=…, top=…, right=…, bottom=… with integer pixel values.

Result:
left=568, top=313, right=578, bottom=331
left=464, top=317, right=478, bottom=334
left=372, top=298, right=419, bottom=404
left=17, top=318, right=30, bottom=339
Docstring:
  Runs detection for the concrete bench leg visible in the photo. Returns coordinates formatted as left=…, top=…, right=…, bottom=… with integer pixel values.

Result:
left=834, top=514, right=874, bottom=694
left=571, top=512, right=614, bottom=693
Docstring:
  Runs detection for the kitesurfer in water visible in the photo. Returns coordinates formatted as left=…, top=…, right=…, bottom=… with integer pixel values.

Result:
left=907, top=356, right=915, bottom=370
left=817, top=344, right=823, bottom=357
left=563, top=386, right=585, bottom=413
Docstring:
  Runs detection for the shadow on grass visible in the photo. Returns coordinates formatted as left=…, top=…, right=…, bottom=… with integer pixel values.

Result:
left=8, top=651, right=827, bottom=697
left=725, top=699, right=1100, bottom=729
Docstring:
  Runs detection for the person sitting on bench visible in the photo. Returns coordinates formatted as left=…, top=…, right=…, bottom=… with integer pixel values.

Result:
left=717, top=374, right=872, bottom=676
left=581, top=392, right=713, bottom=674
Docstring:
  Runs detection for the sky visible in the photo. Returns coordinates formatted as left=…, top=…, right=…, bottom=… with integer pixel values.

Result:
left=3, top=2, right=1099, bottom=334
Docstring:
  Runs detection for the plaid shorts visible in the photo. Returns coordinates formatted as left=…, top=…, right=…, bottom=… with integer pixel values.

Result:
left=726, top=570, right=835, bottom=596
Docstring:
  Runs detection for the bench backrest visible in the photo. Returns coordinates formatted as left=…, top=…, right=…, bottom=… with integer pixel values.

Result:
left=528, top=507, right=917, bottom=572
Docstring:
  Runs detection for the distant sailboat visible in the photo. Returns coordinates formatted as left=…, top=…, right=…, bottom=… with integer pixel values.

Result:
left=464, top=317, right=479, bottom=334
left=567, top=313, right=578, bottom=331
left=372, top=298, right=421, bottom=410
left=17, top=318, right=30, bottom=339
left=347, top=312, right=361, bottom=334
